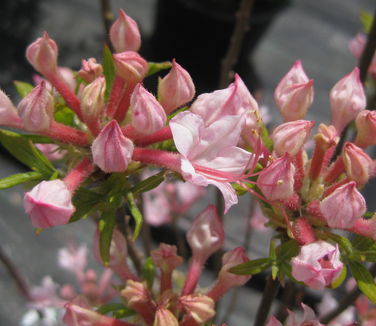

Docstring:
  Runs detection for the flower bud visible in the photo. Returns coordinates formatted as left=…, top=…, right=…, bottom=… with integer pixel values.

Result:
left=113, top=51, right=148, bottom=84
left=257, top=153, right=295, bottom=201
left=78, top=58, right=103, bottom=83
left=154, top=308, right=178, bottom=326
left=291, top=240, right=343, bottom=290
left=271, top=120, right=314, bottom=156
left=274, top=60, right=314, bottom=122
left=130, top=83, right=166, bottom=134
left=80, top=77, right=106, bottom=123
left=343, top=142, right=373, bottom=187
left=351, top=214, right=376, bottom=241
left=179, top=294, right=215, bottom=324
left=0, top=89, right=22, bottom=127
left=18, top=81, right=54, bottom=131
left=151, top=243, right=183, bottom=272
left=292, top=217, right=316, bottom=245
left=26, top=32, right=58, bottom=77
left=330, top=67, right=366, bottom=133
left=187, top=205, right=225, bottom=262
left=355, top=110, right=376, bottom=148
left=91, top=120, right=134, bottom=173
left=158, top=59, right=195, bottom=114
left=110, top=9, right=141, bottom=53
left=24, top=180, right=75, bottom=229
left=320, top=181, right=366, bottom=229
left=121, top=280, right=151, bottom=307
left=314, top=123, right=339, bottom=150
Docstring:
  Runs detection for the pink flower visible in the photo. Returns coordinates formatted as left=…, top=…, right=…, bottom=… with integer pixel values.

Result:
left=291, top=241, right=343, bottom=290
left=158, top=59, right=195, bottom=114
left=320, top=181, right=366, bottom=229
left=29, top=276, right=65, bottom=309
left=0, top=89, right=23, bottom=127
left=317, top=292, right=355, bottom=326
left=130, top=83, right=166, bottom=135
left=110, top=9, right=141, bottom=53
left=58, top=245, right=87, bottom=279
left=91, top=120, right=134, bottom=173
left=24, top=180, right=75, bottom=229
left=35, top=144, right=65, bottom=161
left=154, top=308, right=178, bottom=326
left=113, top=51, right=148, bottom=84
left=286, top=303, right=324, bottom=326
left=265, top=316, right=282, bottom=326
left=274, top=60, right=314, bottom=122
left=18, top=81, right=54, bottom=132
left=79, top=58, right=103, bottom=83
left=330, top=67, right=366, bottom=134
left=355, top=110, right=376, bottom=148
left=170, top=111, right=253, bottom=212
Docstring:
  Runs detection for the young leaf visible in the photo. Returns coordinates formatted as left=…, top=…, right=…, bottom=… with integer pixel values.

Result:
left=0, top=172, right=43, bottom=189
left=96, top=303, right=136, bottom=318
left=142, top=257, right=156, bottom=289
left=70, top=188, right=104, bottom=222
left=349, top=261, right=376, bottom=303
left=22, top=134, right=55, bottom=144
left=330, top=264, right=347, bottom=289
left=126, top=192, right=143, bottom=240
left=102, top=45, right=115, bottom=100
left=14, top=81, right=34, bottom=98
left=147, top=61, right=172, bottom=77
left=360, top=10, right=373, bottom=34
left=130, top=171, right=165, bottom=194
left=276, top=239, right=299, bottom=264
left=98, top=207, right=117, bottom=265
left=229, top=258, right=272, bottom=275
left=54, top=106, right=76, bottom=127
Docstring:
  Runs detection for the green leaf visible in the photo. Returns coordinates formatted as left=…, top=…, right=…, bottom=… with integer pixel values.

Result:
left=167, top=106, right=189, bottom=121
left=96, top=303, right=136, bottom=318
left=54, top=106, right=75, bottom=127
left=98, top=207, right=117, bottom=265
left=142, top=257, right=156, bottom=289
left=0, top=171, right=43, bottom=189
left=0, top=129, right=55, bottom=175
left=330, top=264, right=347, bottom=289
left=21, top=134, right=55, bottom=144
left=102, top=45, right=115, bottom=100
left=349, top=261, right=376, bottom=303
left=147, top=61, right=172, bottom=77
left=14, top=81, right=34, bottom=98
left=325, top=233, right=353, bottom=256
left=360, top=10, right=373, bottom=34
left=229, top=258, right=272, bottom=275
left=126, top=192, right=143, bottom=240
left=130, top=171, right=165, bottom=194
left=260, top=123, right=273, bottom=151
left=276, top=240, right=299, bottom=264
left=352, top=235, right=376, bottom=251
left=70, top=188, right=104, bottom=222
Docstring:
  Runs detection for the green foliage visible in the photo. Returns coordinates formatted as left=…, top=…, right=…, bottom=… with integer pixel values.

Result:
left=0, top=172, right=43, bottom=189
left=54, top=106, right=76, bottom=127
left=147, top=61, right=172, bottom=77
left=330, top=264, right=347, bottom=289
left=70, top=187, right=104, bottom=222
left=126, top=192, right=143, bottom=240
left=349, top=261, right=376, bottom=303
left=96, top=303, right=136, bottom=319
left=14, top=81, right=34, bottom=98
left=360, top=10, right=373, bottom=34
left=98, top=206, right=117, bottom=265
left=142, top=257, right=156, bottom=289
left=102, top=45, right=116, bottom=100
left=229, top=258, right=272, bottom=275
left=130, top=171, right=165, bottom=194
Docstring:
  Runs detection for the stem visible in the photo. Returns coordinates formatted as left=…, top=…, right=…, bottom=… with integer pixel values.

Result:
left=114, top=82, right=136, bottom=123
left=253, top=275, right=280, bottom=326
left=107, top=76, right=125, bottom=117
left=160, top=269, right=173, bottom=294
left=99, top=0, right=113, bottom=49
left=181, top=257, right=204, bottom=296
left=309, top=144, right=326, bottom=180
left=132, top=148, right=181, bottom=173
left=112, top=264, right=138, bottom=282
left=43, top=121, right=89, bottom=146
left=64, top=158, right=94, bottom=192
left=324, top=157, right=344, bottom=184
left=134, top=126, right=173, bottom=146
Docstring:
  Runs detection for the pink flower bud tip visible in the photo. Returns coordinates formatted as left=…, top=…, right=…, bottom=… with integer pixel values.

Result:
left=24, top=180, right=75, bottom=228
left=0, top=89, right=22, bottom=127
left=80, top=77, right=106, bottom=125
left=113, top=51, right=148, bottom=84
left=130, top=83, right=166, bottom=134
left=18, top=81, right=54, bottom=132
left=151, top=243, right=183, bottom=272
left=110, top=9, right=141, bottom=53
left=26, top=32, right=58, bottom=77
left=91, top=120, right=134, bottom=173
left=291, top=240, right=343, bottom=290
left=355, top=110, right=376, bottom=148
left=158, top=59, right=195, bottom=114
left=78, top=58, right=103, bottom=83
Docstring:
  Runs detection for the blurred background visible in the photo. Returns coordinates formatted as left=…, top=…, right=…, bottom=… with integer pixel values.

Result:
left=0, top=0, right=375, bottom=325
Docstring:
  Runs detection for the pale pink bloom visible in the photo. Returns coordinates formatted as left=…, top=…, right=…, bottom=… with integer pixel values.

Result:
left=265, top=316, right=282, bottom=326
left=274, top=60, right=314, bottom=122
left=130, top=83, right=166, bottom=134
left=271, top=120, right=314, bottom=156
left=0, top=89, right=23, bottom=127
left=317, top=292, right=355, bottom=326
left=110, top=9, right=141, bottom=53
left=24, top=180, right=75, bottom=228
left=355, top=110, right=376, bottom=148
left=291, top=241, right=343, bottom=290
left=78, top=58, right=103, bottom=83
left=349, top=33, right=376, bottom=79
left=58, top=245, right=87, bottom=280
left=260, top=105, right=271, bottom=125
left=249, top=201, right=269, bottom=231
left=257, top=153, right=295, bottom=201
left=191, top=74, right=260, bottom=129
left=330, top=67, right=366, bottom=134
left=151, top=243, right=183, bottom=272
left=58, top=67, right=76, bottom=91
left=179, top=294, right=215, bottom=324
left=18, top=81, right=54, bottom=132
left=285, top=303, right=324, bottom=326
left=158, top=59, right=195, bottom=114
left=80, top=77, right=105, bottom=124
left=21, top=307, right=63, bottom=326
left=143, top=187, right=171, bottom=226
left=320, top=181, right=366, bottom=229
left=154, top=308, right=178, bottom=326
left=113, top=51, right=148, bottom=84
left=29, top=276, right=65, bottom=309
left=26, top=32, right=58, bottom=77
left=36, top=144, right=65, bottom=161
left=170, top=111, right=253, bottom=212
left=350, top=214, right=376, bottom=241
left=91, top=120, right=134, bottom=173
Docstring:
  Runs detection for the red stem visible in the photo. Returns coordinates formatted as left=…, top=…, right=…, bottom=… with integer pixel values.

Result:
left=132, top=148, right=181, bottom=173
left=324, top=156, right=345, bottom=184
left=181, top=257, right=204, bottom=296
left=114, top=82, right=136, bottom=123
left=106, top=76, right=125, bottom=118
left=135, top=126, right=173, bottom=146
left=64, top=157, right=94, bottom=192
left=42, top=121, right=89, bottom=146
left=309, top=145, right=326, bottom=180
left=112, top=264, right=139, bottom=282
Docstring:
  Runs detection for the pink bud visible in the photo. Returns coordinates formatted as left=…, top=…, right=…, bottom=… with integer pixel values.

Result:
left=154, top=308, right=178, bottom=326
left=257, top=153, right=295, bottom=201
left=26, top=32, right=58, bottom=77
left=274, top=60, right=314, bottom=122
left=320, top=181, right=366, bottom=229
left=151, top=243, right=183, bottom=272
left=91, top=120, right=134, bottom=173
left=265, top=316, right=282, bottom=326
left=349, top=33, right=366, bottom=59
left=292, top=217, right=316, bottom=245
left=121, top=280, right=151, bottom=307
left=286, top=303, right=324, bottom=326
left=330, top=67, right=366, bottom=134
left=187, top=205, right=225, bottom=262
left=0, top=89, right=22, bottom=127
left=350, top=215, right=376, bottom=241
left=113, top=51, right=148, bottom=84
left=130, top=83, right=166, bottom=134
left=78, top=58, right=103, bottom=83
left=355, top=110, right=376, bottom=148
left=110, top=9, right=141, bottom=53
left=271, top=120, right=314, bottom=156
left=18, top=81, right=54, bottom=131
left=80, top=77, right=106, bottom=124
left=35, top=144, right=65, bottom=161
left=343, top=142, right=373, bottom=187
left=179, top=294, right=215, bottom=324
left=158, top=59, right=195, bottom=114
left=291, top=241, right=343, bottom=290
left=24, top=180, right=75, bottom=228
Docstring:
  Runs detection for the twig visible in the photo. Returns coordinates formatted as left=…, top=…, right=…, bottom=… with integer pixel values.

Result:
left=99, top=0, right=113, bottom=49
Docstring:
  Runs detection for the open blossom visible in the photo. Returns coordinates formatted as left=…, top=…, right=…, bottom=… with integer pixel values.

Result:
left=291, top=241, right=343, bottom=290
left=170, top=111, right=253, bottom=213
left=274, top=60, right=314, bottom=122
